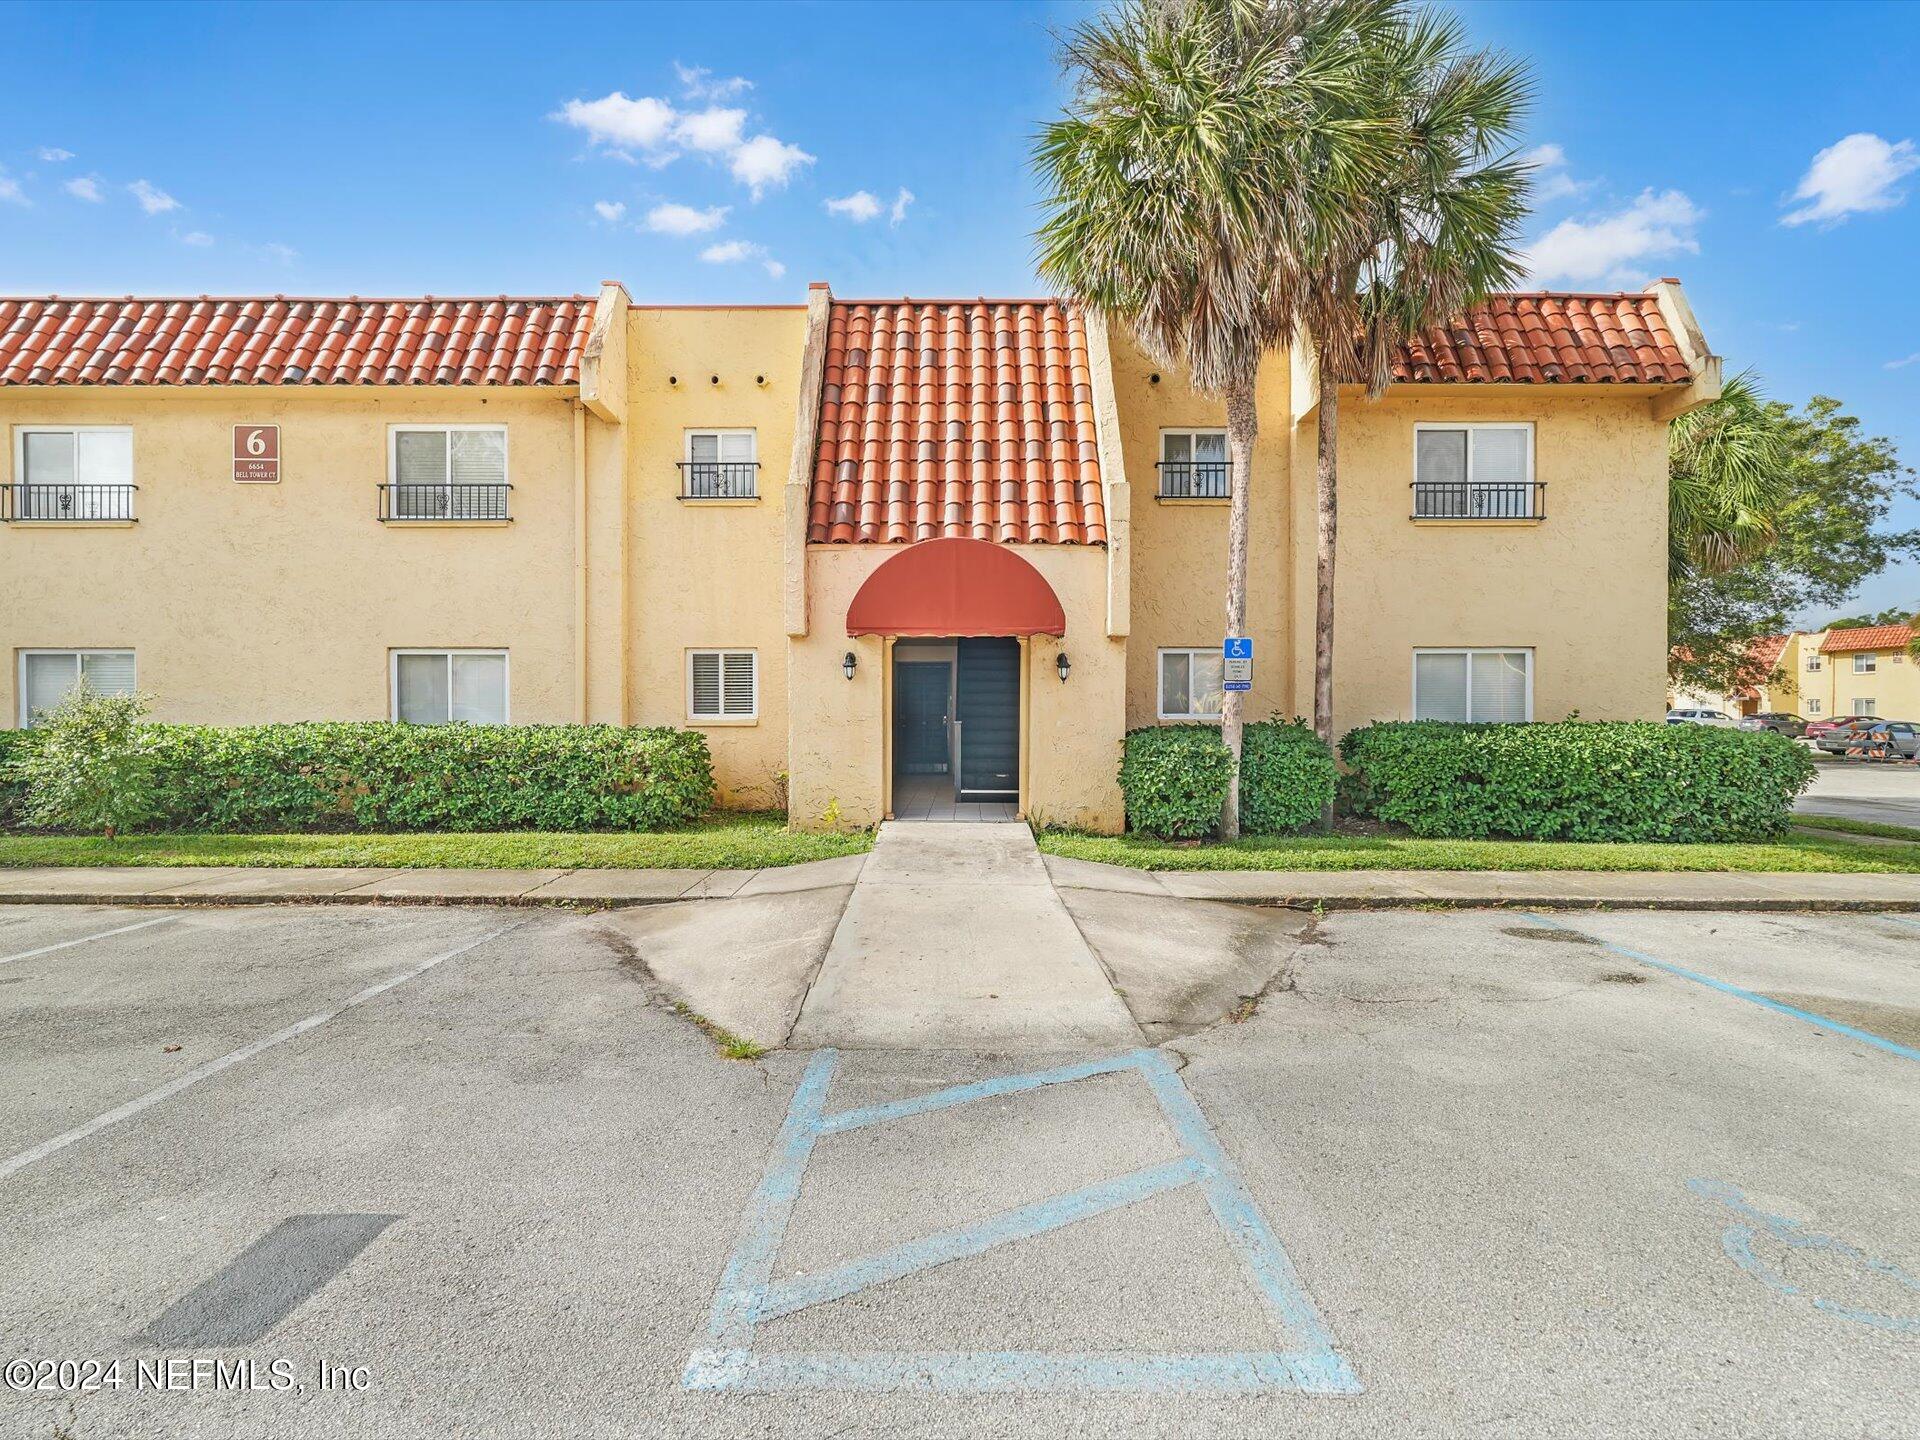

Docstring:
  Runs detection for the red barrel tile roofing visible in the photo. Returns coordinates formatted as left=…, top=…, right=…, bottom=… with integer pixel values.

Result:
left=0, top=296, right=596, bottom=386
left=1819, top=624, right=1915, bottom=655
left=809, top=299, right=1106, bottom=545
left=1387, top=291, right=1692, bottom=385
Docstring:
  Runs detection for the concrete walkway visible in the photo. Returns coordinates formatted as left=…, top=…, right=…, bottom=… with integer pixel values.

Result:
left=787, top=822, right=1143, bottom=1051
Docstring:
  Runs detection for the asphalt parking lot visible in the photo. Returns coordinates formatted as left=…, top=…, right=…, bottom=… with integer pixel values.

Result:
left=1797, top=757, right=1920, bottom=829
left=0, top=901, right=1915, bottom=1438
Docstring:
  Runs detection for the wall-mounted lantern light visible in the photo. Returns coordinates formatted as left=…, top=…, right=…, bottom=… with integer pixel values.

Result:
left=1056, top=652, right=1071, bottom=684
left=842, top=651, right=858, bottom=681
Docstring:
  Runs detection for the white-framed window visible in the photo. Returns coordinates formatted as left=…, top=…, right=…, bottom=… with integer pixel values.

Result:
left=387, top=425, right=509, bottom=520
left=1157, top=430, right=1229, bottom=498
left=1413, top=648, right=1533, bottom=722
left=687, top=649, right=757, bottom=722
left=1806, top=698, right=1822, bottom=715
left=17, top=649, right=136, bottom=727
left=1851, top=697, right=1877, bottom=716
left=1158, top=648, right=1226, bottom=721
left=390, top=649, right=509, bottom=724
left=1805, top=656, right=1823, bottom=672
left=682, top=429, right=758, bottom=498
left=1413, top=423, right=1537, bottom=518
left=1852, top=654, right=1877, bottom=673
left=10, top=426, right=135, bottom=520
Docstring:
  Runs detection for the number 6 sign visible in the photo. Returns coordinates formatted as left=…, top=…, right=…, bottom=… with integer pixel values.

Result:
left=233, top=424, right=280, bottom=483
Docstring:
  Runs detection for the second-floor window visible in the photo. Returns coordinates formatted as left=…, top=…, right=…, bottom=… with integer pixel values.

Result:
left=681, top=430, right=758, bottom=499
left=1413, top=424, right=1539, bottom=519
left=1853, top=654, right=1877, bottom=673
left=1806, top=656, right=1824, bottom=672
left=8, top=427, right=135, bottom=521
left=1158, top=430, right=1228, bottom=498
left=386, top=425, right=509, bottom=520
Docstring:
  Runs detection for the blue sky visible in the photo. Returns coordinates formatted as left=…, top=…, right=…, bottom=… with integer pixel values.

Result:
left=4, top=0, right=1917, bottom=619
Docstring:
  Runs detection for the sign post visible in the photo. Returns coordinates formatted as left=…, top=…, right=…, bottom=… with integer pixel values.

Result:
left=1223, top=637, right=1253, bottom=693
left=233, top=425, right=280, bottom=483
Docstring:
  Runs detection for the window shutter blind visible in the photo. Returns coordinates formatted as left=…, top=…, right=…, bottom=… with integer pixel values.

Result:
left=396, top=653, right=449, bottom=723
left=1161, top=433, right=1191, bottom=463
left=450, top=653, right=507, bottom=723
left=450, top=429, right=506, bottom=486
left=22, top=432, right=76, bottom=487
left=689, top=433, right=720, bottom=463
left=79, top=651, right=136, bottom=697
left=77, top=430, right=134, bottom=487
left=22, top=653, right=81, bottom=724
left=691, top=652, right=723, bottom=717
left=1193, top=432, right=1227, bottom=463
left=395, top=431, right=448, bottom=486
left=1415, top=652, right=1470, bottom=721
left=1469, top=652, right=1529, bottom=722
left=1472, top=428, right=1527, bottom=485
left=722, top=652, right=756, bottom=716
left=1416, top=430, right=1467, bottom=486
left=718, top=432, right=754, bottom=463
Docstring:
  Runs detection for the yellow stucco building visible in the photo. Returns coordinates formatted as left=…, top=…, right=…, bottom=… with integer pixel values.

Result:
left=0, top=278, right=1720, bottom=831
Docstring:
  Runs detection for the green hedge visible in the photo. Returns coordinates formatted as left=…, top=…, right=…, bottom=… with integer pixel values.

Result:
left=1339, top=720, right=1816, bottom=843
left=0, top=729, right=29, bottom=828
left=2, top=722, right=715, bottom=833
left=1118, top=720, right=1336, bottom=838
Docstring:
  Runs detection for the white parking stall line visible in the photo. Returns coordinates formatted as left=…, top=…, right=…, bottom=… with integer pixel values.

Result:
left=0, top=915, right=176, bottom=968
left=0, top=920, right=523, bottom=1182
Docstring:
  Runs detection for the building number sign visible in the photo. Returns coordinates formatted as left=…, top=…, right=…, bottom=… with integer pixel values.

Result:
left=233, top=425, right=280, bottom=483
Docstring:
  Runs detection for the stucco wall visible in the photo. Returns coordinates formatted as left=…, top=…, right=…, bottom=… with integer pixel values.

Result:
left=1288, top=386, right=1672, bottom=737
left=792, top=544, right=1124, bottom=832
left=624, top=306, right=807, bottom=809
left=0, top=388, right=580, bottom=727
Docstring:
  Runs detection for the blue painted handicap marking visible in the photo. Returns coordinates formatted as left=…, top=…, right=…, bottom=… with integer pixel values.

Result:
left=685, top=1048, right=1361, bottom=1395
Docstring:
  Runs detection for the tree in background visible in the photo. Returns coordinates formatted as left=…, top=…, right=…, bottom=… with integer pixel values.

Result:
left=1669, top=392, right=1920, bottom=696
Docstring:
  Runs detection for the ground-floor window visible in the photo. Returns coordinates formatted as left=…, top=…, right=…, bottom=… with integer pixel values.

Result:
left=391, top=649, right=508, bottom=724
left=1158, top=647, right=1225, bottom=721
left=17, top=649, right=136, bottom=727
left=1852, top=696, right=1877, bottom=715
left=688, top=649, right=757, bottom=722
left=1413, top=648, right=1532, bottom=723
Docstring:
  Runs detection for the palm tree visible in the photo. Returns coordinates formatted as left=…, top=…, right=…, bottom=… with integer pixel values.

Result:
left=1035, top=0, right=1390, bottom=837
left=1295, top=9, right=1533, bottom=743
left=1668, top=371, right=1790, bottom=582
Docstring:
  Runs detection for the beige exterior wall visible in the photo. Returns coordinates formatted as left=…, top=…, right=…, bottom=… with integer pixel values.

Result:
left=1794, top=632, right=1920, bottom=719
left=0, top=388, right=583, bottom=728
left=623, top=306, right=807, bottom=809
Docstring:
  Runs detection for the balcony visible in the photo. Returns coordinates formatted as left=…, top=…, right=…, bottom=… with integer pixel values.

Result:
left=1156, top=461, right=1230, bottom=499
left=1411, top=480, right=1545, bottom=521
left=1, top=483, right=138, bottom=522
left=678, top=461, right=760, bottom=500
left=378, top=483, right=512, bottom=522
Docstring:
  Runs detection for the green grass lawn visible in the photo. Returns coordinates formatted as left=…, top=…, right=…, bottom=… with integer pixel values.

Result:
left=0, top=813, right=871, bottom=870
left=1790, top=813, right=1920, bottom=844
left=1035, top=829, right=1920, bottom=874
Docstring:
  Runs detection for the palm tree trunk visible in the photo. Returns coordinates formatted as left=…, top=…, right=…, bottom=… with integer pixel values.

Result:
left=1220, top=376, right=1257, bottom=840
left=1313, top=350, right=1339, bottom=746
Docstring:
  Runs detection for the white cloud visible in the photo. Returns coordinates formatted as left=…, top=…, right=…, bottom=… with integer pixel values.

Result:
left=556, top=92, right=679, bottom=157
left=675, top=62, right=752, bottom=101
left=674, top=106, right=746, bottom=154
left=63, top=176, right=102, bottom=202
left=37, top=146, right=74, bottom=163
left=1520, top=143, right=1591, bottom=204
left=700, top=239, right=757, bottom=264
left=178, top=230, right=214, bottom=247
left=890, top=187, right=914, bottom=226
left=0, top=174, right=25, bottom=207
left=730, top=134, right=813, bottom=198
left=128, top=179, right=180, bottom=214
left=1886, top=352, right=1920, bottom=370
left=259, top=242, right=298, bottom=264
left=647, top=201, right=728, bottom=235
left=763, top=258, right=786, bottom=279
left=1781, top=132, right=1920, bottom=227
left=825, top=189, right=884, bottom=222
left=1524, top=188, right=1702, bottom=288
left=593, top=199, right=627, bottom=223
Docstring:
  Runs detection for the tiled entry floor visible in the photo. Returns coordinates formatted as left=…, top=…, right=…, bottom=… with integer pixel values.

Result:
left=891, top=774, right=1019, bottom=822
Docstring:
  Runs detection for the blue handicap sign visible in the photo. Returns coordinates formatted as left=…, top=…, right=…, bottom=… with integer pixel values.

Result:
left=1223, top=637, right=1253, bottom=660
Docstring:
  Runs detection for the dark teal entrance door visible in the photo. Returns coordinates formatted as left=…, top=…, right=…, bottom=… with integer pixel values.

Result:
left=894, top=661, right=951, bottom=776
left=956, top=637, right=1019, bottom=799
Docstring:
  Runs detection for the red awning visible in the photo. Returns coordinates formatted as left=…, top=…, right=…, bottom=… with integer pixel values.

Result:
left=845, top=538, right=1066, bottom=637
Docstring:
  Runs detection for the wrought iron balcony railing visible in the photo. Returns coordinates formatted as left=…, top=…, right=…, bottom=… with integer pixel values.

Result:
left=1155, top=461, right=1230, bottom=499
left=1411, top=480, right=1545, bottom=520
left=677, top=461, right=760, bottom=499
left=1, top=483, right=138, bottom=522
left=378, top=483, right=512, bottom=522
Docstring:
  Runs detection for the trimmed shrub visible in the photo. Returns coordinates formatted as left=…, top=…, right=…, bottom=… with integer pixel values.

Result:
left=1340, top=720, right=1816, bottom=843
left=4, top=722, right=715, bottom=834
left=1119, top=725, right=1233, bottom=837
left=1239, top=719, right=1336, bottom=834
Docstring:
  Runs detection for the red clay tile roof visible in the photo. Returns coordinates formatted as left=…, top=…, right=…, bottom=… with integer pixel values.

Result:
left=1747, top=633, right=1792, bottom=671
left=809, top=299, right=1106, bottom=545
left=0, top=296, right=596, bottom=386
left=1819, top=623, right=1915, bottom=655
left=1387, top=292, right=1692, bottom=384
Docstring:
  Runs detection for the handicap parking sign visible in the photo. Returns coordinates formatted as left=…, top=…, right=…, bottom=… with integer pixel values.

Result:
left=1223, top=637, right=1252, bottom=692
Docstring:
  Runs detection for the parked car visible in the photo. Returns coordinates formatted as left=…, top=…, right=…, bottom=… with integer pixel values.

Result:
left=1665, top=708, right=1737, bottom=727
left=1804, top=713, right=1877, bottom=743
left=1858, top=721, right=1920, bottom=759
left=1739, top=711, right=1807, bottom=738
left=1814, top=717, right=1886, bottom=755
